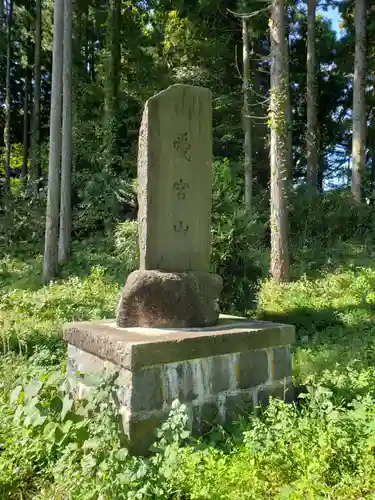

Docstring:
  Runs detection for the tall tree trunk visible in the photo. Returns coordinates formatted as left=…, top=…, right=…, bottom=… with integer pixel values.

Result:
left=90, top=18, right=95, bottom=82
left=242, top=17, right=252, bottom=213
left=370, top=118, right=375, bottom=202
left=285, top=19, right=293, bottom=181
left=252, top=39, right=268, bottom=189
left=371, top=149, right=375, bottom=203
left=285, top=82, right=293, bottom=182
left=30, top=0, right=42, bottom=191
left=104, top=0, right=121, bottom=170
left=306, top=0, right=318, bottom=188
left=21, top=68, right=30, bottom=184
left=0, top=0, right=4, bottom=31
left=351, top=0, right=366, bottom=202
left=58, top=0, right=73, bottom=264
left=43, top=0, right=64, bottom=283
left=317, top=154, right=324, bottom=193
left=4, top=0, right=13, bottom=196
left=84, top=5, right=89, bottom=79
left=270, top=0, right=289, bottom=283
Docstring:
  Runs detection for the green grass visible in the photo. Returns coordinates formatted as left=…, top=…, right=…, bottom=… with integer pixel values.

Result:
left=2, top=238, right=375, bottom=498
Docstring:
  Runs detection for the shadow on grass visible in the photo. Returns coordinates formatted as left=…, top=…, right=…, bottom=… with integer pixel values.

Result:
left=258, top=306, right=346, bottom=337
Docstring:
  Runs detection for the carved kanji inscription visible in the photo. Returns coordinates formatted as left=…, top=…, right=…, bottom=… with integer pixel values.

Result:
left=173, top=179, right=189, bottom=200
left=173, top=221, right=189, bottom=235
left=173, top=132, right=191, bottom=161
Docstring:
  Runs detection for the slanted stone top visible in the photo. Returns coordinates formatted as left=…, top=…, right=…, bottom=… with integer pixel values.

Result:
left=63, top=314, right=295, bottom=370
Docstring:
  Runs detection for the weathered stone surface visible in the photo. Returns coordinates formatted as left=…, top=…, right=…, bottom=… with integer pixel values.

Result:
left=123, top=410, right=169, bottom=456
left=256, top=378, right=295, bottom=406
left=116, top=270, right=222, bottom=328
left=162, top=362, right=195, bottom=403
left=211, top=353, right=239, bottom=394
left=67, top=344, right=133, bottom=406
left=192, top=402, right=219, bottom=434
left=137, top=84, right=213, bottom=273
left=66, top=328, right=295, bottom=456
left=132, top=366, right=163, bottom=412
left=237, top=349, right=269, bottom=389
left=68, top=344, right=118, bottom=378
left=271, top=347, right=292, bottom=381
left=63, top=315, right=296, bottom=370
left=225, top=390, right=254, bottom=417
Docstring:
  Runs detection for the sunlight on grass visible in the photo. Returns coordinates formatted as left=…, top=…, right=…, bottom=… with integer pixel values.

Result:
left=257, top=265, right=375, bottom=400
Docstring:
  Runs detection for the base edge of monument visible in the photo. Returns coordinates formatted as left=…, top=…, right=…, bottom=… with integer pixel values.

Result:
left=63, top=316, right=295, bottom=455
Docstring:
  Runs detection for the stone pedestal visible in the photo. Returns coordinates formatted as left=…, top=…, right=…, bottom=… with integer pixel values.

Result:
left=63, top=315, right=295, bottom=455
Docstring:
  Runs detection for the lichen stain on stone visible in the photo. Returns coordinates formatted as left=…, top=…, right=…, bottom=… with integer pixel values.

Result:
left=191, top=357, right=213, bottom=402
left=226, top=352, right=239, bottom=390
left=217, top=392, right=226, bottom=422
left=163, top=363, right=179, bottom=401
left=234, top=354, right=241, bottom=386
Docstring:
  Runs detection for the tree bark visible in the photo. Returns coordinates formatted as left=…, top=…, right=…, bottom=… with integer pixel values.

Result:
left=43, top=0, right=64, bottom=283
left=30, top=0, right=42, bottom=191
left=285, top=81, right=293, bottom=182
left=317, top=155, right=324, bottom=193
left=351, top=0, right=366, bottom=202
left=0, top=0, right=4, bottom=31
left=104, top=0, right=121, bottom=169
left=4, top=0, right=13, bottom=196
left=270, top=0, right=289, bottom=283
left=285, top=17, right=293, bottom=182
left=21, top=68, right=30, bottom=184
left=370, top=115, right=375, bottom=202
left=306, top=0, right=318, bottom=188
left=58, top=0, right=73, bottom=264
left=84, top=5, right=89, bottom=79
left=371, top=149, right=375, bottom=203
left=90, top=16, right=95, bottom=82
left=242, top=17, right=252, bottom=213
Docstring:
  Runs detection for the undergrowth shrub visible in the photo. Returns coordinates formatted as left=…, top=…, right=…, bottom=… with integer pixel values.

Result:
left=257, top=265, right=375, bottom=401
left=0, top=359, right=191, bottom=499
left=169, top=390, right=375, bottom=499
left=211, top=158, right=266, bottom=314
left=73, top=174, right=137, bottom=238
left=211, top=211, right=266, bottom=314
left=290, top=187, right=375, bottom=247
left=114, top=220, right=139, bottom=273
left=0, top=188, right=46, bottom=254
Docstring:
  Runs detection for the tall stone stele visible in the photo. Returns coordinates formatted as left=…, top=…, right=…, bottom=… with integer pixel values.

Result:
left=116, top=84, right=223, bottom=328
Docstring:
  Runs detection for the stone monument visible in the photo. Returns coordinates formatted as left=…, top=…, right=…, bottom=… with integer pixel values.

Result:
left=63, top=84, right=295, bottom=456
left=116, top=85, right=222, bottom=329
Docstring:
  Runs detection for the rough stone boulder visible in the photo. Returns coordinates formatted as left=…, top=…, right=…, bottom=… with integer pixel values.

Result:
left=116, top=270, right=223, bottom=328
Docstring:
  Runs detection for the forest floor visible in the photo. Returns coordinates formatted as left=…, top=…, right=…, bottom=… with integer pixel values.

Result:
left=2, top=238, right=375, bottom=498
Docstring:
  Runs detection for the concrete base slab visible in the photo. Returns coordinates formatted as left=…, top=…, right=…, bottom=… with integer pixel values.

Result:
left=63, top=314, right=295, bottom=455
